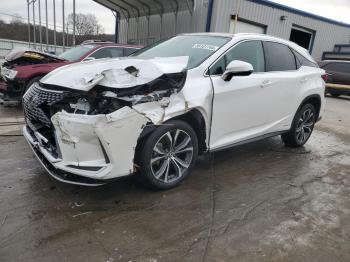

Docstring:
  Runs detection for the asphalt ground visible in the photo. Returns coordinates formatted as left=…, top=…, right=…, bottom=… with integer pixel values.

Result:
left=0, top=96, right=349, bottom=262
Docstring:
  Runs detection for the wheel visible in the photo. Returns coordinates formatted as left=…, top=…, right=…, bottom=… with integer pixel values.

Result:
left=282, top=103, right=316, bottom=147
left=23, top=76, right=42, bottom=95
left=138, top=120, right=198, bottom=190
left=330, top=92, right=340, bottom=97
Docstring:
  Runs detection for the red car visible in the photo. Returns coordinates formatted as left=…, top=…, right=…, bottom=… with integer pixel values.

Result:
left=0, top=40, right=142, bottom=104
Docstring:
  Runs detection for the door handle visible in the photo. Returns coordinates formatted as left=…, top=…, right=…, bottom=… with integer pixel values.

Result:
left=300, top=77, right=308, bottom=83
left=260, top=80, right=273, bottom=88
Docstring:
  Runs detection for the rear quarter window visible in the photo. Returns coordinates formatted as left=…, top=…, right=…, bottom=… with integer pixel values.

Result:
left=124, top=48, right=139, bottom=56
left=293, top=50, right=318, bottom=68
left=263, top=41, right=296, bottom=71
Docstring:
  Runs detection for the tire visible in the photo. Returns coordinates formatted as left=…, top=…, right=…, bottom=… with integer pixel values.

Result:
left=281, top=103, right=317, bottom=147
left=23, top=76, right=42, bottom=95
left=138, top=120, right=198, bottom=190
left=330, top=93, right=340, bottom=98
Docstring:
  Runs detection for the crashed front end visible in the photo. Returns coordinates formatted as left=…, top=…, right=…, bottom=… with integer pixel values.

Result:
left=23, top=57, right=188, bottom=186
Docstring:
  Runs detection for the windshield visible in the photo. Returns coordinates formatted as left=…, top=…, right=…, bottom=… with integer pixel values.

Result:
left=132, top=35, right=231, bottom=69
left=58, top=45, right=95, bottom=62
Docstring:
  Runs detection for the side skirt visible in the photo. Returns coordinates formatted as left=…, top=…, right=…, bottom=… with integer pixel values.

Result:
left=209, top=130, right=288, bottom=152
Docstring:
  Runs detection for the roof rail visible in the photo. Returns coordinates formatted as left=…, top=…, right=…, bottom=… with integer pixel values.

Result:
left=81, top=40, right=114, bottom=45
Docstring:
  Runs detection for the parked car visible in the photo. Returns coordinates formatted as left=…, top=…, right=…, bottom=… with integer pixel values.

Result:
left=0, top=40, right=142, bottom=103
left=318, top=60, right=350, bottom=97
left=22, top=33, right=325, bottom=189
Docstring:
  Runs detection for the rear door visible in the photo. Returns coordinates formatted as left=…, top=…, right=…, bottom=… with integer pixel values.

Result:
left=258, top=41, right=304, bottom=130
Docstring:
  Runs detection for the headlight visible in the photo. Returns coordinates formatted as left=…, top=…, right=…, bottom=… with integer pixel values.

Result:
left=1, top=68, right=18, bottom=80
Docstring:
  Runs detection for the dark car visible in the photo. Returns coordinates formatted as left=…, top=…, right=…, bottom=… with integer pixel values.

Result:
left=318, top=60, right=350, bottom=97
left=0, top=40, right=143, bottom=104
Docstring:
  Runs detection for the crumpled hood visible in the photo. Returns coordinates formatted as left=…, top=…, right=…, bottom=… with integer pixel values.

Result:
left=5, top=47, right=65, bottom=62
left=40, top=56, right=189, bottom=91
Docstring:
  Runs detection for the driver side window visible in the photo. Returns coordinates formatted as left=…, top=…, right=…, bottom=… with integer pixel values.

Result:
left=209, top=40, right=265, bottom=75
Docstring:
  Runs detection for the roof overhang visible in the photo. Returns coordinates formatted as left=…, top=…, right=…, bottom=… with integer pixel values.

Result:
left=93, top=0, right=195, bottom=19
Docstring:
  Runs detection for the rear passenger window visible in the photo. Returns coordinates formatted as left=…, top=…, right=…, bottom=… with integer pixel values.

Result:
left=109, top=47, right=124, bottom=58
left=263, top=42, right=296, bottom=71
left=89, top=48, right=112, bottom=59
left=124, top=48, right=138, bottom=56
left=209, top=40, right=265, bottom=75
left=293, top=50, right=318, bottom=68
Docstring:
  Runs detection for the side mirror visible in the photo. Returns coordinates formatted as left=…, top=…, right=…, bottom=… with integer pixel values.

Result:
left=222, top=60, right=253, bottom=81
left=84, top=57, right=96, bottom=62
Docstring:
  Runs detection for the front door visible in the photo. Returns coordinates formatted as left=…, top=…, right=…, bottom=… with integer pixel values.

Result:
left=209, top=40, right=300, bottom=150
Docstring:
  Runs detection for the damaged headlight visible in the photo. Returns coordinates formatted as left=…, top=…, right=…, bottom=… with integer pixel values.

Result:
left=1, top=67, right=18, bottom=79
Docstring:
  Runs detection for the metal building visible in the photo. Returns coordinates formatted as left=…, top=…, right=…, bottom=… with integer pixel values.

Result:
left=94, top=0, right=350, bottom=61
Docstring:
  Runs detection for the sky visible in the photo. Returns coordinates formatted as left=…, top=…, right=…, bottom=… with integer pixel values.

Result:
left=0, top=0, right=350, bottom=34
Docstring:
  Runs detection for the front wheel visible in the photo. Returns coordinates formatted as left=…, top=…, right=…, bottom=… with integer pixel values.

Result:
left=138, top=120, right=198, bottom=190
left=282, top=103, right=316, bottom=147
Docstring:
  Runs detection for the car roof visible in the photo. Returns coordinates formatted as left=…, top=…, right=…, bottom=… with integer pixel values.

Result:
left=81, top=42, right=143, bottom=49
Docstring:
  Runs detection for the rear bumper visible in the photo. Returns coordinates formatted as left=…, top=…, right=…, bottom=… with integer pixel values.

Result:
left=326, top=83, right=350, bottom=95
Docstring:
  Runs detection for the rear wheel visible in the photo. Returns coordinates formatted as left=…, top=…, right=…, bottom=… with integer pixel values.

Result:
left=138, top=120, right=198, bottom=190
left=330, top=92, right=340, bottom=98
left=282, top=103, right=316, bottom=147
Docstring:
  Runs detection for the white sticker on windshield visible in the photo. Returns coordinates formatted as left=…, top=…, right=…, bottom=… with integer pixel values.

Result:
left=192, top=43, right=219, bottom=51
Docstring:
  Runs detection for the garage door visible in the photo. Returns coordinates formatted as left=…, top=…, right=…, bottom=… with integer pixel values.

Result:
left=229, top=20, right=266, bottom=34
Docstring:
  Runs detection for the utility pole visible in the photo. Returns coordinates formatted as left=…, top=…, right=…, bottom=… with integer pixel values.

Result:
left=45, top=0, right=49, bottom=49
left=27, top=0, right=31, bottom=48
left=53, top=0, right=56, bottom=53
left=38, top=0, right=42, bottom=51
left=73, top=0, right=76, bottom=46
left=32, top=0, right=36, bottom=49
left=62, top=0, right=65, bottom=51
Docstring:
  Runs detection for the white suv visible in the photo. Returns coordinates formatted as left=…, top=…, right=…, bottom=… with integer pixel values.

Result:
left=23, top=33, right=326, bottom=189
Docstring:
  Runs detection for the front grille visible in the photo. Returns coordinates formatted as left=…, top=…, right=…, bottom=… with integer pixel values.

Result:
left=23, top=84, right=66, bottom=127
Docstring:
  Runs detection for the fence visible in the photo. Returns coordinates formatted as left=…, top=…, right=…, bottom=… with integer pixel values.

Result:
left=0, top=38, right=69, bottom=64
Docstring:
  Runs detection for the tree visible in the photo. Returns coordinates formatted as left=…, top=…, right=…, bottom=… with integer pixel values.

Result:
left=67, top=13, right=104, bottom=36
left=10, top=14, right=24, bottom=24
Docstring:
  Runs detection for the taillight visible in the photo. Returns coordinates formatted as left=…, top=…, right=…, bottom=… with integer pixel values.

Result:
left=321, top=73, right=328, bottom=82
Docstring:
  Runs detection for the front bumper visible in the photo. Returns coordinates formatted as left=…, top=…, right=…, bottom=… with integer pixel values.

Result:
left=0, top=78, right=25, bottom=99
left=23, top=107, right=149, bottom=186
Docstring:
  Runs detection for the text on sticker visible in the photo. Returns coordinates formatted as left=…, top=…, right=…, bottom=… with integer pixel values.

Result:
left=192, top=44, right=219, bottom=51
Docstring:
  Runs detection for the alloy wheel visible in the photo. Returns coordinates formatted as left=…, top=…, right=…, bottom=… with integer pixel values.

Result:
left=150, top=129, right=194, bottom=183
left=295, top=108, right=315, bottom=144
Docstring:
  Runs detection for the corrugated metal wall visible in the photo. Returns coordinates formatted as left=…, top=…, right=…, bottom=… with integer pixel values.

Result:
left=210, top=0, right=350, bottom=60
left=117, top=0, right=350, bottom=61
left=118, top=0, right=208, bottom=45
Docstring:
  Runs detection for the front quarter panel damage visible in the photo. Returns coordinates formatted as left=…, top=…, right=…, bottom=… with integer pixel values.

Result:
left=51, top=107, right=149, bottom=179
left=24, top=55, right=213, bottom=183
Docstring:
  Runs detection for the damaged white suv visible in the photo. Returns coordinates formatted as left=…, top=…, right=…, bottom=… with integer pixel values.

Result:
left=23, top=33, right=325, bottom=189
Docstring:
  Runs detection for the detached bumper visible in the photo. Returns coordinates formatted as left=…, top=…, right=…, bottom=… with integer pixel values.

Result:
left=23, top=107, right=149, bottom=186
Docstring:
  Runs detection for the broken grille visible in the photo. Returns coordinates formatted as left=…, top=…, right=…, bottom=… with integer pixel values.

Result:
left=23, top=84, right=66, bottom=127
